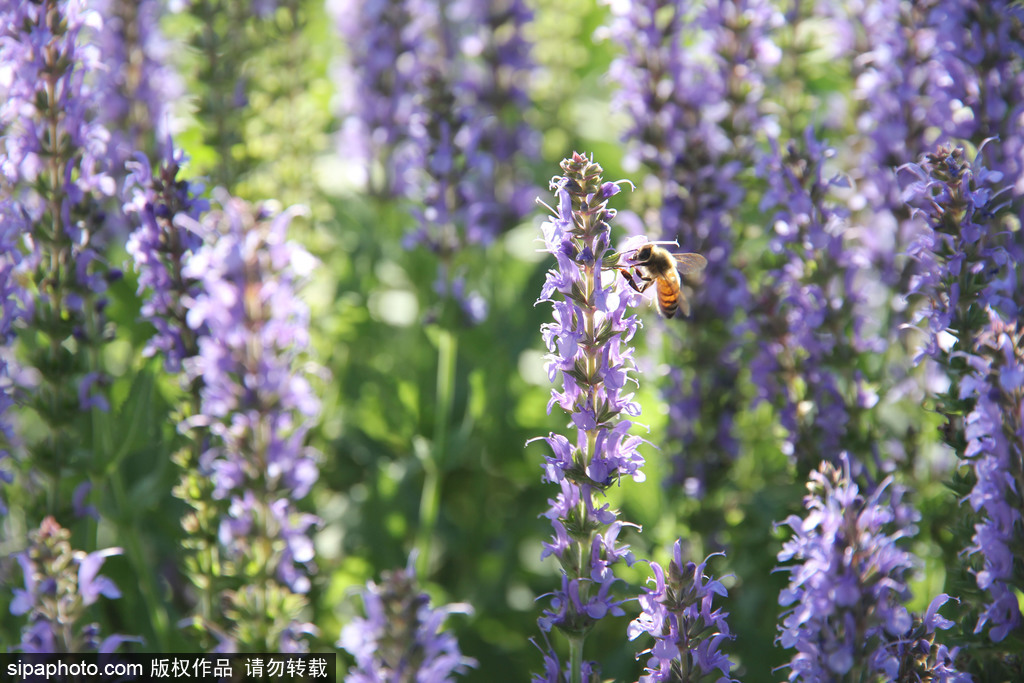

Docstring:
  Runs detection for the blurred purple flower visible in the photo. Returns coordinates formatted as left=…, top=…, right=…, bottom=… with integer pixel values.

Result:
left=332, top=0, right=537, bottom=325
left=78, top=547, right=124, bottom=606
left=0, top=204, right=28, bottom=512
left=605, top=0, right=780, bottom=494
left=339, top=555, right=476, bottom=682
left=0, top=0, right=122, bottom=417
left=745, top=131, right=877, bottom=469
left=178, top=192, right=323, bottom=651
left=0, top=0, right=118, bottom=224
left=123, top=141, right=210, bottom=371
left=924, top=3, right=1024, bottom=206
left=841, top=0, right=954, bottom=291
left=72, top=480, right=100, bottom=520
left=89, top=0, right=184, bottom=168
left=328, top=0, right=429, bottom=196
left=845, top=1, right=1024, bottom=278
left=331, top=0, right=536, bottom=221
left=11, top=516, right=139, bottom=653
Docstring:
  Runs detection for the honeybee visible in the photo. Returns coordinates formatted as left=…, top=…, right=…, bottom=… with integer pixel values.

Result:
left=621, top=243, right=708, bottom=318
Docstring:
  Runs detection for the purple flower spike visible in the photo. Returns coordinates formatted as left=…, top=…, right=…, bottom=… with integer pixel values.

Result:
left=745, top=131, right=878, bottom=471
left=531, top=153, right=651, bottom=679
left=339, top=555, right=476, bottom=681
left=628, top=544, right=735, bottom=683
left=89, top=0, right=183, bottom=181
left=180, top=193, right=324, bottom=651
left=1, top=0, right=126, bottom=417
left=960, top=314, right=1024, bottom=643
left=902, top=144, right=1022, bottom=646
left=775, top=457, right=969, bottom=681
left=11, top=517, right=137, bottom=653
left=605, top=0, right=780, bottom=494
left=0, top=204, right=28, bottom=512
left=124, top=144, right=209, bottom=372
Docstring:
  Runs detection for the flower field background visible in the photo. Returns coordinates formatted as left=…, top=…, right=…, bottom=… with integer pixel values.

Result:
left=1, top=0, right=1023, bottom=682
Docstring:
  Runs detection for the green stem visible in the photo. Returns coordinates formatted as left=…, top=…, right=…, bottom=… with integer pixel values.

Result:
left=416, top=327, right=457, bottom=578
left=110, top=470, right=171, bottom=651
left=568, top=633, right=585, bottom=683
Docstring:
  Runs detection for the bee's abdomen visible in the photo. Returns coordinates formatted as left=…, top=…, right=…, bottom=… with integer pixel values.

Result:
left=656, top=277, right=680, bottom=318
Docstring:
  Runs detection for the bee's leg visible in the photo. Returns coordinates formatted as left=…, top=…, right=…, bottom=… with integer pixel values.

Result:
left=618, top=268, right=654, bottom=294
left=617, top=268, right=643, bottom=293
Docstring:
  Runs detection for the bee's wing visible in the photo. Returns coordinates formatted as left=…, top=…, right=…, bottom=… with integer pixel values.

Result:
left=673, top=253, right=708, bottom=277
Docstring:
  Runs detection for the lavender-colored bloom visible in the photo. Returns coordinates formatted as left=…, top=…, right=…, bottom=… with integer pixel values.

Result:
left=901, top=144, right=1023, bottom=651
left=0, top=0, right=117, bottom=213
left=0, top=204, right=27, bottom=512
left=845, top=2, right=1024, bottom=274
left=606, top=0, right=780, bottom=191
left=529, top=633, right=599, bottom=683
left=431, top=271, right=488, bottom=327
left=604, top=0, right=780, bottom=494
left=746, top=131, right=877, bottom=469
left=331, top=0, right=536, bottom=216
left=814, top=2, right=937, bottom=389
left=88, top=0, right=183, bottom=167
left=958, top=313, right=1023, bottom=643
left=1, top=0, right=121, bottom=414
left=776, top=458, right=924, bottom=681
left=338, top=556, right=476, bottom=682
left=11, top=516, right=139, bottom=653
left=333, top=0, right=536, bottom=323
left=922, top=3, right=1024, bottom=205
left=879, top=593, right=973, bottom=683
left=627, top=544, right=734, bottom=683
left=123, top=141, right=209, bottom=371
left=328, top=0, right=427, bottom=196
left=178, top=192, right=322, bottom=651
left=531, top=153, right=648, bottom=678
left=72, top=480, right=99, bottom=519
left=443, top=0, right=538, bottom=245
left=405, top=0, right=537, bottom=250
left=902, top=144, right=1016, bottom=363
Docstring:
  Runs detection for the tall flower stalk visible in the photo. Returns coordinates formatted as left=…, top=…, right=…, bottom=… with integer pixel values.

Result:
left=959, top=315, right=1024, bottom=645
left=532, top=152, right=647, bottom=682
left=902, top=145, right=1023, bottom=656
left=605, top=0, right=780, bottom=496
left=173, top=0, right=293, bottom=190
left=328, top=0, right=427, bottom=197
left=746, top=131, right=879, bottom=475
left=177, top=193, right=322, bottom=652
left=0, top=206, right=27, bottom=513
left=124, top=143, right=209, bottom=373
left=122, top=141, right=219, bottom=641
left=90, top=0, right=182, bottom=175
left=775, top=457, right=967, bottom=682
left=333, top=0, right=537, bottom=579
left=0, top=0, right=122, bottom=525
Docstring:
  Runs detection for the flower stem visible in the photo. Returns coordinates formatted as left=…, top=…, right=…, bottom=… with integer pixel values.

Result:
left=417, top=327, right=457, bottom=578
left=568, top=633, right=585, bottom=683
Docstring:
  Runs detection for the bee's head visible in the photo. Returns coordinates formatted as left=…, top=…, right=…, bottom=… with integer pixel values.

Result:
left=634, top=244, right=653, bottom=262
